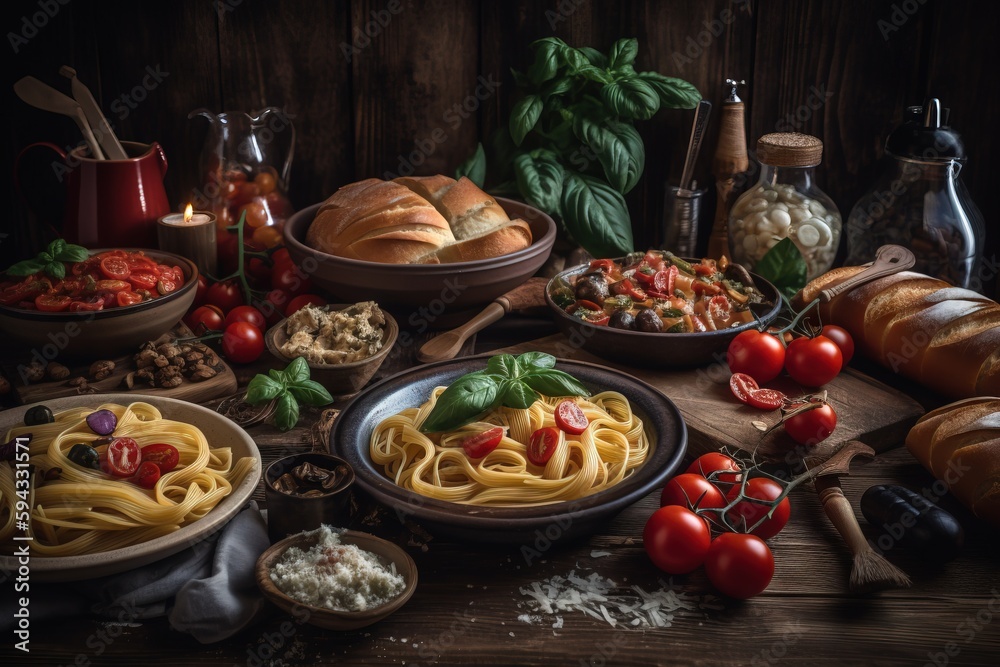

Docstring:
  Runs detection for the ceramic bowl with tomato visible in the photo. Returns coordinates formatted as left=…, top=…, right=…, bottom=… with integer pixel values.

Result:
left=545, top=259, right=782, bottom=368
left=0, top=249, right=198, bottom=360
left=282, top=198, right=557, bottom=327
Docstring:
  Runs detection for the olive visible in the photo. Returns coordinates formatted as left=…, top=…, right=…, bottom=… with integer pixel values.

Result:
left=24, top=405, right=55, bottom=426
left=634, top=308, right=664, bottom=333
left=575, top=273, right=609, bottom=303
left=608, top=311, right=635, bottom=330
left=67, top=443, right=100, bottom=470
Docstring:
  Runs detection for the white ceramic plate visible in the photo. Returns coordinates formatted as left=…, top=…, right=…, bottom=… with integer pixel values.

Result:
left=0, top=394, right=261, bottom=582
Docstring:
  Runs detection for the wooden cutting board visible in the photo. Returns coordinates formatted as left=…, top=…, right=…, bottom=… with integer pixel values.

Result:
left=5, top=322, right=237, bottom=406
left=496, top=335, right=924, bottom=465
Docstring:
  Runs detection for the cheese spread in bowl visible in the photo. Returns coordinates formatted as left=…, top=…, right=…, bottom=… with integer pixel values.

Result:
left=279, top=302, right=385, bottom=365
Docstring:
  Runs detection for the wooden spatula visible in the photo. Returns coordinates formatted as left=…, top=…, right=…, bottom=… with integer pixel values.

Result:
left=790, top=244, right=915, bottom=310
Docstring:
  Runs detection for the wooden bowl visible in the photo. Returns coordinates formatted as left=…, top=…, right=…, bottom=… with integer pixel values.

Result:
left=255, top=529, right=418, bottom=631
left=264, top=305, right=398, bottom=398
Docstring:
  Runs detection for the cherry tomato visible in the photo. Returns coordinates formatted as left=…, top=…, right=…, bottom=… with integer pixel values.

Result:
left=206, top=280, right=244, bottom=313
left=133, top=460, right=161, bottom=489
left=660, top=473, right=726, bottom=510
left=128, top=271, right=159, bottom=291
left=252, top=224, right=284, bottom=249
left=221, top=321, right=264, bottom=363
left=261, top=289, right=292, bottom=324
left=125, top=253, right=158, bottom=272
left=686, top=452, right=742, bottom=485
left=234, top=182, right=260, bottom=209
left=785, top=335, right=842, bottom=387
left=254, top=170, right=277, bottom=195
left=461, top=426, right=504, bottom=459
left=285, top=294, right=328, bottom=317
left=241, top=201, right=270, bottom=229
left=34, top=294, right=71, bottom=312
left=821, top=325, right=855, bottom=367
left=746, top=388, right=786, bottom=411
left=704, top=533, right=774, bottom=599
left=192, top=274, right=209, bottom=308
left=95, top=279, right=130, bottom=293
left=527, top=427, right=561, bottom=465
left=140, top=443, right=179, bottom=473
left=69, top=298, right=104, bottom=312
left=727, top=330, right=785, bottom=384
left=271, top=262, right=312, bottom=297
left=99, top=256, right=130, bottom=281
left=784, top=402, right=837, bottom=446
left=271, top=248, right=291, bottom=265
left=729, top=372, right=759, bottom=403
left=225, top=304, right=267, bottom=330
left=101, top=437, right=141, bottom=477
left=156, top=279, right=177, bottom=295
left=726, top=477, right=791, bottom=539
left=246, top=257, right=273, bottom=287
left=116, top=290, right=143, bottom=307
left=652, top=265, right=678, bottom=293
left=643, top=505, right=711, bottom=574
left=185, top=304, right=225, bottom=333
left=554, top=400, right=588, bottom=435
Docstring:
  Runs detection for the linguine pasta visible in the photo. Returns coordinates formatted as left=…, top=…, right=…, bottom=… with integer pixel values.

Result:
left=370, top=390, right=650, bottom=506
left=0, top=402, right=257, bottom=556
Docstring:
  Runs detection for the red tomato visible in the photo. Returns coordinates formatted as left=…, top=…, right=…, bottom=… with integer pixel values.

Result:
left=727, top=330, right=786, bottom=384
left=785, top=335, right=843, bottom=387
left=261, top=289, right=292, bottom=324
left=206, top=280, right=244, bottom=313
left=69, top=298, right=104, bottom=312
left=729, top=373, right=759, bottom=403
left=821, top=325, right=855, bottom=367
left=246, top=257, right=273, bottom=287
left=461, top=426, right=504, bottom=459
left=527, top=427, right=561, bottom=465
left=652, top=265, right=678, bottom=294
left=128, top=271, right=159, bottom=291
left=35, top=294, right=71, bottom=312
left=588, top=259, right=615, bottom=274
left=225, top=305, right=266, bottom=330
left=705, top=533, right=774, bottom=599
left=156, top=279, right=178, bottom=295
left=726, top=477, right=791, bottom=539
left=254, top=171, right=277, bottom=195
left=784, top=402, right=837, bottom=446
left=101, top=437, right=141, bottom=477
left=660, top=473, right=726, bottom=510
left=185, top=305, right=225, bottom=333
left=686, top=452, right=742, bottom=485
left=285, top=294, right=328, bottom=317
left=746, top=388, right=786, bottom=411
left=99, top=256, right=130, bottom=280
left=192, top=274, right=209, bottom=308
left=554, top=400, right=588, bottom=435
left=140, top=443, right=179, bottom=473
left=271, top=262, right=312, bottom=297
left=116, top=290, right=143, bottom=307
left=133, top=460, right=161, bottom=489
left=270, top=248, right=291, bottom=266
left=126, top=253, right=158, bottom=272
left=221, top=321, right=264, bottom=363
left=643, top=505, right=712, bottom=574
left=95, top=279, right=130, bottom=293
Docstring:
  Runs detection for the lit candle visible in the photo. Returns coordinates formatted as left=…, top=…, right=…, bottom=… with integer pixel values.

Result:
left=160, top=203, right=212, bottom=226
left=157, top=203, right=217, bottom=276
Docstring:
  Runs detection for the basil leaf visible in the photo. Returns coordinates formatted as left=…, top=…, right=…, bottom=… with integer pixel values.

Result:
left=45, top=262, right=65, bottom=280
left=38, top=251, right=53, bottom=263
left=754, top=238, right=808, bottom=302
left=486, top=354, right=519, bottom=379
left=528, top=37, right=564, bottom=85
left=572, top=115, right=644, bottom=194
left=284, top=356, right=311, bottom=384
left=541, top=76, right=574, bottom=99
left=578, top=46, right=608, bottom=68
left=560, top=172, right=633, bottom=258
left=246, top=375, right=283, bottom=404
left=572, top=65, right=613, bottom=85
left=509, top=95, right=543, bottom=146
left=456, top=142, right=487, bottom=188
left=561, top=47, right=590, bottom=73
left=49, top=239, right=66, bottom=257
left=608, top=38, right=638, bottom=71
left=420, top=374, right=499, bottom=433
left=268, top=368, right=288, bottom=387
left=636, top=72, right=701, bottom=110
left=517, top=351, right=556, bottom=370
left=4, top=259, right=46, bottom=276
left=288, top=379, right=333, bottom=406
left=274, top=393, right=300, bottom=432
left=55, top=244, right=89, bottom=263
left=600, top=76, right=660, bottom=120
left=513, top=150, right=564, bottom=215
left=521, top=368, right=590, bottom=399
left=501, top=379, right=537, bottom=410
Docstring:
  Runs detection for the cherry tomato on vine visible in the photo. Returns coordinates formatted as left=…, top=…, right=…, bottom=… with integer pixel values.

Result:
left=554, top=400, right=589, bottom=434
left=262, top=289, right=292, bottom=324
left=206, top=280, right=244, bottom=313
left=686, top=452, right=742, bottom=484
left=185, top=305, right=225, bottom=333
left=192, top=274, right=209, bottom=308
left=821, top=325, right=855, bottom=367
left=704, top=533, right=774, bottom=599
left=784, top=402, right=837, bottom=446
left=271, top=262, right=312, bottom=297
left=725, top=477, right=790, bottom=539
left=224, top=305, right=267, bottom=330
left=643, top=505, right=712, bottom=574
left=727, top=330, right=785, bottom=384
left=221, top=321, right=264, bottom=363
left=461, top=426, right=504, bottom=459
left=660, top=473, right=726, bottom=510
left=785, top=335, right=842, bottom=387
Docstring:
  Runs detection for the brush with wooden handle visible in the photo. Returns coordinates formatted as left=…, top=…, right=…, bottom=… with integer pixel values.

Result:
left=706, top=78, right=749, bottom=260
left=417, top=277, right=548, bottom=363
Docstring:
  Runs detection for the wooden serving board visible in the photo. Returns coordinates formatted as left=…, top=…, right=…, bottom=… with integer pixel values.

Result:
left=497, top=335, right=925, bottom=465
left=4, top=322, right=237, bottom=406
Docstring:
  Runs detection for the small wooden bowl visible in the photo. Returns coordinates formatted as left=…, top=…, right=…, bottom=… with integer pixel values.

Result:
left=255, top=529, right=418, bottom=631
left=265, top=305, right=398, bottom=398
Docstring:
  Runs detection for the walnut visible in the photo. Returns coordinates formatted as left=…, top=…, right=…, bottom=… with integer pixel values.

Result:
left=156, top=343, right=181, bottom=358
left=183, top=350, right=205, bottom=363
left=136, top=368, right=155, bottom=383
left=169, top=355, right=185, bottom=368
left=189, top=366, right=217, bottom=382
left=68, top=377, right=94, bottom=394
left=22, top=362, right=45, bottom=383
left=46, top=362, right=70, bottom=381
left=122, top=371, right=136, bottom=390
left=153, top=355, right=170, bottom=368
left=154, top=366, right=183, bottom=388
left=135, top=346, right=159, bottom=369
left=89, top=360, right=115, bottom=381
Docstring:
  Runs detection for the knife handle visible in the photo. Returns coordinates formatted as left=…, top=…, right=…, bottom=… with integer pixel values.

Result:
left=816, top=475, right=868, bottom=557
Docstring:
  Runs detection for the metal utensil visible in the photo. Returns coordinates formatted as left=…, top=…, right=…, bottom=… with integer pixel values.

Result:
left=662, top=100, right=711, bottom=255
left=59, top=66, right=128, bottom=160
left=679, top=99, right=712, bottom=192
left=14, top=76, right=105, bottom=159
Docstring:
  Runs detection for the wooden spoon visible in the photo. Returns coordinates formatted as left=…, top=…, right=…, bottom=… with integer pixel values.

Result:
left=14, top=76, right=105, bottom=159
left=791, top=244, right=915, bottom=309
left=417, top=277, right=548, bottom=363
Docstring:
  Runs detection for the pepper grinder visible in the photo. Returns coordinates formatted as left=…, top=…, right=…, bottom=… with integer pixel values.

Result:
left=707, top=79, right=750, bottom=260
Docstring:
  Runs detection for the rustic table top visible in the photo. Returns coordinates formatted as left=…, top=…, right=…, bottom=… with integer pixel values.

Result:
left=3, top=316, right=999, bottom=667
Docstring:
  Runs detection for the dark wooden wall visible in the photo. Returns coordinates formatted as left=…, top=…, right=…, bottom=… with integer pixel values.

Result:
left=3, top=0, right=998, bottom=290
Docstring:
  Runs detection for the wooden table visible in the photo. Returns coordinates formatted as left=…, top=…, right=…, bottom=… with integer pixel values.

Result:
left=3, top=316, right=1000, bottom=666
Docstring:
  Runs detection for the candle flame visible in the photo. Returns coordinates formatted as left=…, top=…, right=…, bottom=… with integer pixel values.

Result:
left=183, top=203, right=193, bottom=223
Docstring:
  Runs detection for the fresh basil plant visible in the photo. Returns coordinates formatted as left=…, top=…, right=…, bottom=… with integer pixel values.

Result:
left=246, top=357, right=334, bottom=431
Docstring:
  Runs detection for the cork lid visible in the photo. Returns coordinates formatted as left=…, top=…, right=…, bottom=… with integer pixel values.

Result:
left=756, top=133, right=823, bottom=167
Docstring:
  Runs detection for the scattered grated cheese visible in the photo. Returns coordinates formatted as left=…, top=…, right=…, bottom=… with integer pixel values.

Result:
left=590, top=550, right=612, bottom=558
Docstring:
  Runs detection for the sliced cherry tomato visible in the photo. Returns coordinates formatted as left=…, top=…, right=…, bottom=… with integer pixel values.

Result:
left=156, top=279, right=177, bottom=295
left=34, top=294, right=71, bottom=312
left=692, top=280, right=723, bottom=296
left=588, top=259, right=616, bottom=274
left=645, top=289, right=672, bottom=300
left=221, top=321, right=264, bottom=363
left=785, top=335, right=842, bottom=387
left=652, top=265, right=678, bottom=294
left=726, top=477, right=791, bottom=538
left=95, top=279, right=130, bottom=293
left=705, top=533, right=774, bottom=599
left=116, top=290, right=143, bottom=307
left=727, top=330, right=786, bottom=384
left=746, top=388, right=787, bottom=411
left=69, top=297, right=104, bottom=312
left=633, top=267, right=656, bottom=285
left=821, top=325, right=855, bottom=367
left=157, top=265, right=180, bottom=282
left=133, top=460, right=161, bottom=489
left=225, top=304, right=267, bottom=330
left=206, top=280, right=244, bottom=312
left=660, top=473, right=726, bottom=510
left=285, top=294, right=328, bottom=317
left=575, top=299, right=603, bottom=312
left=461, top=426, right=505, bottom=459
left=527, top=427, right=561, bottom=466
left=729, top=372, right=759, bottom=403
left=126, top=254, right=159, bottom=272
left=613, top=279, right=647, bottom=300
left=693, top=262, right=715, bottom=276
left=140, top=443, right=180, bottom=473
left=644, top=505, right=711, bottom=575
left=101, top=437, right=141, bottom=477
left=554, top=400, right=588, bottom=435
left=784, top=402, right=837, bottom=446
left=686, top=452, right=742, bottom=485
left=128, top=271, right=159, bottom=291
left=708, top=294, right=731, bottom=322
left=99, top=256, right=130, bottom=281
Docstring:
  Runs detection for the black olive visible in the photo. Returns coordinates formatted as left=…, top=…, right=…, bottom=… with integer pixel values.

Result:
left=608, top=311, right=635, bottom=330
left=634, top=308, right=663, bottom=333
left=67, top=443, right=101, bottom=470
left=575, top=274, right=609, bottom=303
left=24, top=405, right=55, bottom=426
left=860, top=484, right=964, bottom=563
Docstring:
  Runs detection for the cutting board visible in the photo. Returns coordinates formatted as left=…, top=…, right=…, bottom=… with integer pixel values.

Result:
left=5, top=322, right=237, bottom=406
left=496, top=335, right=924, bottom=465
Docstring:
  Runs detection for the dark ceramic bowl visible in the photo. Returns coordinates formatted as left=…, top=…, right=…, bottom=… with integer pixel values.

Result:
left=545, top=260, right=782, bottom=368
left=264, top=452, right=356, bottom=543
left=0, top=249, right=198, bottom=359
left=282, top=197, right=556, bottom=321
left=330, top=355, right=687, bottom=544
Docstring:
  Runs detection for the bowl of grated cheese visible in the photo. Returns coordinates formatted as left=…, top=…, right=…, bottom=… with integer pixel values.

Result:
left=255, top=525, right=417, bottom=630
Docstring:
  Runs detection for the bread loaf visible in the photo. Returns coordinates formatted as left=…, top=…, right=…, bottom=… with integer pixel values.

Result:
left=306, top=175, right=532, bottom=264
left=799, top=268, right=1000, bottom=399
left=906, top=398, right=1000, bottom=526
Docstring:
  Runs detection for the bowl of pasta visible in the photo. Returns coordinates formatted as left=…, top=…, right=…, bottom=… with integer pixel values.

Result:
left=0, top=394, right=261, bottom=582
left=330, top=353, right=687, bottom=543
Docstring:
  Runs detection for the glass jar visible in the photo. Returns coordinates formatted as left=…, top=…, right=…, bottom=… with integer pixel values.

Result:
left=728, top=133, right=841, bottom=281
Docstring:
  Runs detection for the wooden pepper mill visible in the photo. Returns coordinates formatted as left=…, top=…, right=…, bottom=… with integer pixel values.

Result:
left=706, top=79, right=750, bottom=260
